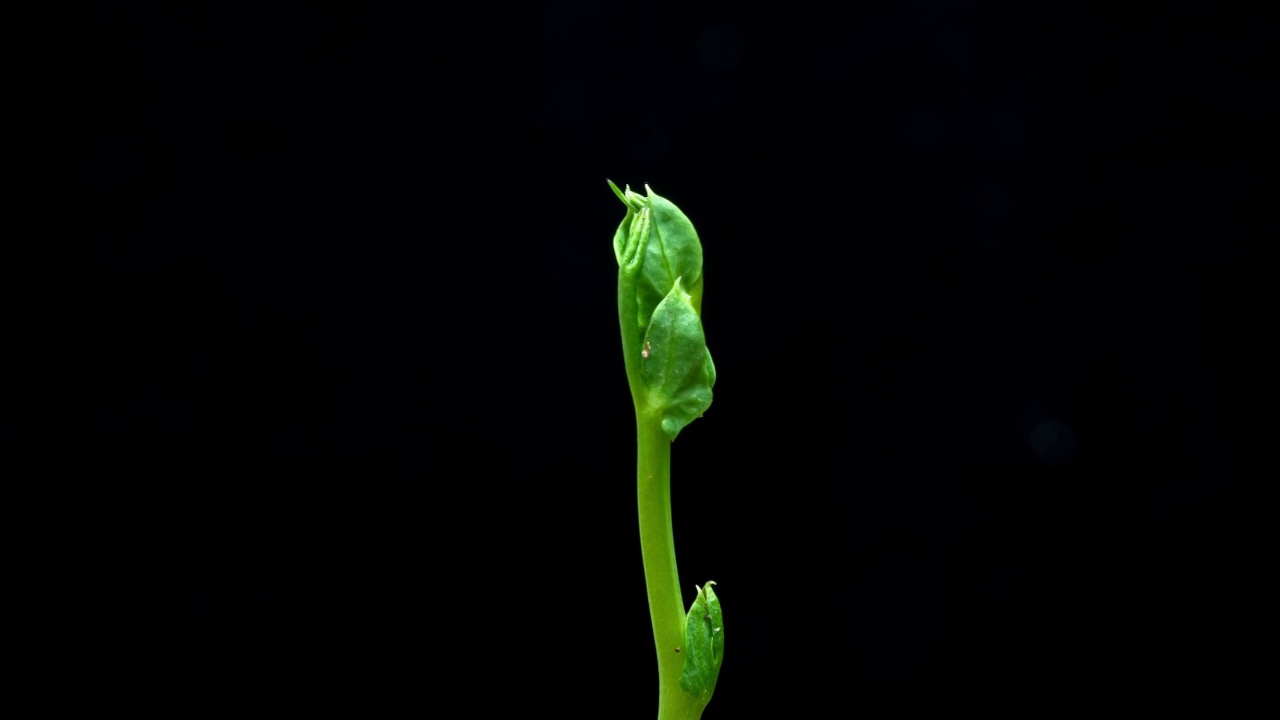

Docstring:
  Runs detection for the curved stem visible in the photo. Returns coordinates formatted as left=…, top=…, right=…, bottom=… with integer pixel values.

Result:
left=637, top=412, right=705, bottom=720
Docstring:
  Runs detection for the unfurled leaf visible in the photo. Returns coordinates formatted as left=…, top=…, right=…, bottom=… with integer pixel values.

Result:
left=640, top=279, right=715, bottom=441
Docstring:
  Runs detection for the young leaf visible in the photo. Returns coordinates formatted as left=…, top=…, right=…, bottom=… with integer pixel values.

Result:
left=640, top=279, right=716, bottom=441
left=635, top=188, right=704, bottom=324
left=609, top=179, right=649, bottom=270
left=679, top=582, right=724, bottom=703
left=608, top=182, right=705, bottom=332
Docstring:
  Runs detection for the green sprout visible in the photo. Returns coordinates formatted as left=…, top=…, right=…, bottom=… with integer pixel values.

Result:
left=609, top=180, right=723, bottom=720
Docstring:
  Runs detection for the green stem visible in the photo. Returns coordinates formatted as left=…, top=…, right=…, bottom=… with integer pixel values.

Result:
left=637, top=411, right=704, bottom=720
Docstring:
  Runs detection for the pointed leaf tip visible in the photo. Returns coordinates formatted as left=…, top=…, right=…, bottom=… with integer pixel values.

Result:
left=679, top=580, right=725, bottom=703
left=607, top=178, right=628, bottom=205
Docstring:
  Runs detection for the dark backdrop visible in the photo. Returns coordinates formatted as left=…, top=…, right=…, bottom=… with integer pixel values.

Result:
left=64, top=2, right=1265, bottom=716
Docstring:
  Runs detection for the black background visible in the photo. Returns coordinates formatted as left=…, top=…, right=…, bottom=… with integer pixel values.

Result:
left=64, top=2, right=1265, bottom=716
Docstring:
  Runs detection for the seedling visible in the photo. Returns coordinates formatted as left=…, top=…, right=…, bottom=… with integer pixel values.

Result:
left=609, top=180, right=724, bottom=720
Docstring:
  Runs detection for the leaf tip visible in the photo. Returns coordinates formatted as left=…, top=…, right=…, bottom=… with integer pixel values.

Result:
left=607, top=178, right=628, bottom=205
